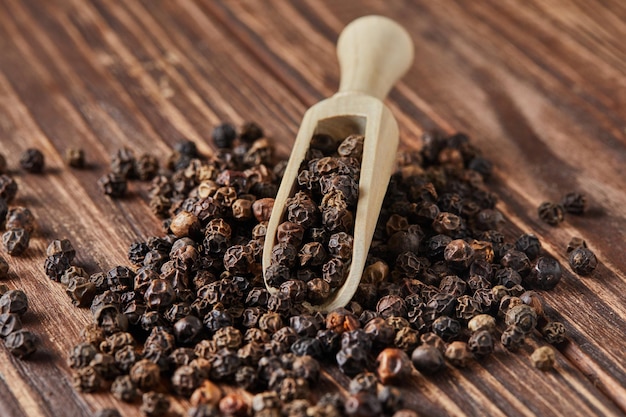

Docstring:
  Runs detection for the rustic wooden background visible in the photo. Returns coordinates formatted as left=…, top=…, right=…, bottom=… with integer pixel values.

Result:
left=1, top=0, right=625, bottom=416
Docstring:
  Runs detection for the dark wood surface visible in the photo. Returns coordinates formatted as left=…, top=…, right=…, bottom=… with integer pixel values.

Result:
left=0, top=1, right=625, bottom=416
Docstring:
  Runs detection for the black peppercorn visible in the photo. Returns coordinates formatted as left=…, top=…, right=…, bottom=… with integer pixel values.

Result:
left=141, top=391, right=170, bottom=417
left=0, top=175, right=17, bottom=203
left=111, top=375, right=138, bottom=402
left=538, top=202, right=565, bottom=226
left=411, top=345, right=444, bottom=374
left=0, top=312, right=22, bottom=337
left=98, top=173, right=127, bottom=198
left=0, top=289, right=28, bottom=316
left=64, top=148, right=86, bottom=168
left=568, top=247, right=597, bottom=276
left=541, top=321, right=566, bottom=344
left=20, top=148, right=45, bottom=173
left=561, top=192, right=586, bottom=215
left=2, top=228, right=30, bottom=256
left=527, top=256, right=562, bottom=290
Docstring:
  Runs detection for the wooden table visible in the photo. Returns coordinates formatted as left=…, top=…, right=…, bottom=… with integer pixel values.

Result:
left=1, top=1, right=625, bottom=416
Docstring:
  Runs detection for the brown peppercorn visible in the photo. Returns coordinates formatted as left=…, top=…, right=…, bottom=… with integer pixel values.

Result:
left=467, top=330, right=494, bottom=357
left=98, top=173, right=127, bottom=198
left=444, top=239, right=474, bottom=270
left=73, top=366, right=102, bottom=392
left=219, top=393, right=250, bottom=417
left=252, top=198, right=275, bottom=222
left=376, top=348, right=412, bottom=384
left=307, top=278, right=331, bottom=304
left=111, top=375, right=138, bottom=402
left=140, top=391, right=170, bottom=417
left=566, top=237, right=587, bottom=253
left=531, top=346, right=556, bottom=371
left=232, top=198, right=253, bottom=220
left=64, top=148, right=86, bottom=168
left=2, top=228, right=30, bottom=256
left=328, top=232, right=354, bottom=260
left=337, top=134, right=364, bottom=159
left=501, top=324, right=525, bottom=351
left=170, top=211, right=200, bottom=238
left=130, top=359, right=161, bottom=390
left=326, top=308, right=360, bottom=334
left=190, top=379, right=223, bottom=407
left=445, top=341, right=472, bottom=367
left=135, top=153, right=159, bottom=181
left=505, top=304, right=537, bottom=334
left=467, top=314, right=496, bottom=334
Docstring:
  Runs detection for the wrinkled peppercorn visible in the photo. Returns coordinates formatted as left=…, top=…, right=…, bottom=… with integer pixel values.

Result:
left=141, top=391, right=170, bottom=417
left=65, top=148, right=86, bottom=168
left=2, top=228, right=30, bottom=256
left=538, top=202, right=565, bottom=226
left=531, top=346, right=556, bottom=371
left=20, top=148, right=45, bottom=173
left=541, top=321, right=566, bottom=345
left=568, top=247, right=597, bottom=276
left=561, top=192, right=586, bottom=215
left=98, top=173, right=127, bottom=198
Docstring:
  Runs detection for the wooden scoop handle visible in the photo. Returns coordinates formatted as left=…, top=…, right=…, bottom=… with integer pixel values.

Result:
left=337, top=15, right=414, bottom=100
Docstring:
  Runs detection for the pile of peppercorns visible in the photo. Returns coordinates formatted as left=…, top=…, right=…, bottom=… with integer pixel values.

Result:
left=265, top=133, right=364, bottom=305
left=49, top=125, right=584, bottom=417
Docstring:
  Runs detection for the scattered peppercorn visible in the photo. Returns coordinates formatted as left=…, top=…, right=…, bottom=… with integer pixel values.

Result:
left=531, top=346, right=556, bottom=371
left=561, top=192, right=586, bottom=215
left=568, top=247, right=598, bottom=276
left=538, top=202, right=565, bottom=226
left=19, top=148, right=45, bottom=173
left=64, top=148, right=86, bottom=169
left=98, top=173, right=127, bottom=198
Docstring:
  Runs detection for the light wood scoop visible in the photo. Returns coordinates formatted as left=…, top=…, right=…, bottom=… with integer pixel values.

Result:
left=263, top=15, right=414, bottom=312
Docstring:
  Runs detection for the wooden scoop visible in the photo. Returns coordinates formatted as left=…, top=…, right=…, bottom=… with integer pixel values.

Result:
left=263, top=15, right=414, bottom=312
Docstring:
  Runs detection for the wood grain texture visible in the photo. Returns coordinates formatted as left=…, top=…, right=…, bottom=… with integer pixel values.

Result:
left=0, top=0, right=624, bottom=416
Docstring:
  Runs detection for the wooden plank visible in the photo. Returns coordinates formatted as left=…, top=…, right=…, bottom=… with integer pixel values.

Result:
left=0, top=0, right=624, bottom=416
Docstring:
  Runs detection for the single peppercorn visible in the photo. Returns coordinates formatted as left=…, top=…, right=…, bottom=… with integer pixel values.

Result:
left=0, top=290, right=28, bottom=316
left=141, top=391, right=170, bottom=417
left=541, top=321, right=566, bottom=345
left=561, top=192, right=586, bottom=215
left=64, top=148, right=86, bottom=168
left=19, top=148, right=45, bottom=173
left=566, top=237, right=587, bottom=253
left=111, top=375, right=139, bottom=402
left=501, top=324, right=526, bottom=351
left=505, top=304, right=537, bottom=334
left=4, top=329, right=36, bottom=358
left=2, top=228, right=30, bottom=256
left=531, top=346, right=556, bottom=371
left=568, top=247, right=597, bottom=276
left=73, top=366, right=102, bottom=392
left=0, top=175, right=18, bottom=203
left=0, top=312, right=22, bottom=337
left=411, top=345, right=445, bottom=374
left=445, top=341, right=472, bottom=367
left=98, top=173, right=127, bottom=198
left=527, top=256, right=562, bottom=290
left=467, top=330, right=494, bottom=357
left=538, top=202, right=565, bottom=226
